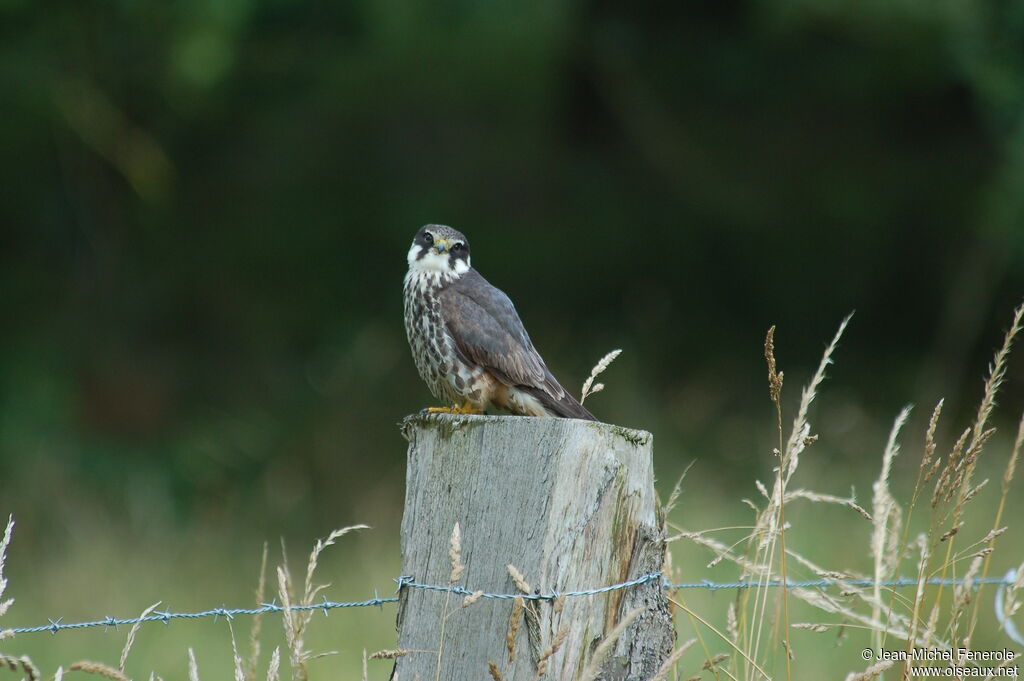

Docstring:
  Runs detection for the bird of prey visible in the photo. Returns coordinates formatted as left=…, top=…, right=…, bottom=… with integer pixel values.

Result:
left=403, top=224, right=596, bottom=420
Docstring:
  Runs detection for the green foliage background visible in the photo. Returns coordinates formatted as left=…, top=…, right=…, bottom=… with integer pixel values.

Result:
left=2, top=0, right=1024, bottom=676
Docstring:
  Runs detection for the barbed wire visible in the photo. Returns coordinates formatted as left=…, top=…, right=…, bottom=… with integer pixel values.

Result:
left=395, top=570, right=663, bottom=601
left=4, top=571, right=1017, bottom=637
left=665, top=576, right=1016, bottom=590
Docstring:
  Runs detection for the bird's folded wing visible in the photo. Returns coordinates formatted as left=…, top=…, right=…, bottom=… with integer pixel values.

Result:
left=439, top=272, right=568, bottom=400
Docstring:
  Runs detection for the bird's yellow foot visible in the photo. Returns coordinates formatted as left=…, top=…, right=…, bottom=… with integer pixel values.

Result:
left=452, top=401, right=483, bottom=415
left=422, top=401, right=484, bottom=415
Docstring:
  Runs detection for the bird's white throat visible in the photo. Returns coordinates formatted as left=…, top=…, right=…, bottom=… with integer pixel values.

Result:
left=406, top=243, right=471, bottom=280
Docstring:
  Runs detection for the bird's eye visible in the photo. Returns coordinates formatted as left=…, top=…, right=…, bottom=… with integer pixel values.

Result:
left=423, top=232, right=434, bottom=245
left=453, top=242, right=465, bottom=252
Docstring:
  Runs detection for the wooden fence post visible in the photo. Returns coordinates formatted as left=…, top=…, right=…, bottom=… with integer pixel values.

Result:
left=393, top=414, right=674, bottom=681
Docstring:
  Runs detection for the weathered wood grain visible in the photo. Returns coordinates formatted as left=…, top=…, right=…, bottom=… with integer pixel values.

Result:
left=393, top=414, right=674, bottom=681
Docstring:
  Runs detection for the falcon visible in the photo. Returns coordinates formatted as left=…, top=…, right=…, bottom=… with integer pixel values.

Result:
left=403, top=224, right=596, bottom=420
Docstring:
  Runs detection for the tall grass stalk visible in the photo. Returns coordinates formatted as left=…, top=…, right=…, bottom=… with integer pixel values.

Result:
left=671, top=302, right=1023, bottom=680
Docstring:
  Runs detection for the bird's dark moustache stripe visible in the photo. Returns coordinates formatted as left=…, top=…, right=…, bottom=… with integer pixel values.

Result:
left=413, top=245, right=468, bottom=268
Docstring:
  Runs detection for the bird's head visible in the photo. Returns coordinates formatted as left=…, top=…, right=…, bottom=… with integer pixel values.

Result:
left=407, top=224, right=471, bottom=276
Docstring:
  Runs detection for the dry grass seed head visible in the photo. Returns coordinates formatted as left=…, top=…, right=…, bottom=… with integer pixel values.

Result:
left=581, top=349, right=621, bottom=404
left=933, top=428, right=971, bottom=508
left=979, top=526, right=1007, bottom=544
left=911, top=532, right=931, bottom=591
left=276, top=564, right=307, bottom=677
left=754, top=479, right=769, bottom=501
left=786, top=584, right=912, bottom=640
left=0, top=515, right=13, bottom=617
left=534, top=626, right=569, bottom=679
left=727, top=601, right=739, bottom=645
left=867, top=408, right=911, bottom=649
left=266, top=647, right=281, bottom=681
left=703, top=652, right=729, bottom=671
left=68, top=661, right=130, bottom=681
left=1003, top=412, right=1024, bottom=495
left=952, top=429, right=997, bottom=499
left=784, top=489, right=872, bottom=521
left=487, top=661, right=504, bottom=681
left=188, top=648, right=201, bottom=681
left=939, top=524, right=962, bottom=544
left=462, top=590, right=484, bottom=608
left=1, top=654, right=40, bottom=681
left=506, top=595, right=524, bottom=663
left=970, top=303, right=1024, bottom=450
left=303, top=525, right=368, bottom=605
left=961, top=479, right=989, bottom=506
left=843, top=659, right=895, bottom=681
left=370, top=649, right=410, bottom=660
left=923, top=602, right=941, bottom=647
left=278, top=529, right=366, bottom=679
left=871, top=406, right=910, bottom=581
left=932, top=428, right=996, bottom=516
left=786, top=552, right=918, bottom=633
left=764, top=325, right=784, bottom=404
left=920, top=399, right=945, bottom=480
left=119, top=601, right=161, bottom=672
left=998, top=562, right=1024, bottom=630
left=781, top=312, right=852, bottom=478
left=506, top=564, right=531, bottom=594
left=949, top=554, right=984, bottom=638
left=663, top=464, right=693, bottom=519
left=673, top=530, right=765, bottom=578
left=449, top=522, right=464, bottom=583
left=941, top=304, right=1022, bottom=528
left=228, top=621, right=245, bottom=681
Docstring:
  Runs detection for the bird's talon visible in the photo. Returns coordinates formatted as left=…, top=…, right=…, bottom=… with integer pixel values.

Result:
left=421, top=402, right=482, bottom=416
left=452, top=401, right=483, bottom=415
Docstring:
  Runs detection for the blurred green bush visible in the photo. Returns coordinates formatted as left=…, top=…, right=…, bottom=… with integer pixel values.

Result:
left=1, top=0, right=1022, bottom=549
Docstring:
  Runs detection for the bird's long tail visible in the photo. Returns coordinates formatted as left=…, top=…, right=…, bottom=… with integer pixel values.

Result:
left=526, top=385, right=597, bottom=421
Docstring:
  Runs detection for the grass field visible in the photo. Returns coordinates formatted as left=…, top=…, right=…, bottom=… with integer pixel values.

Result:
left=3, top=309, right=1023, bottom=680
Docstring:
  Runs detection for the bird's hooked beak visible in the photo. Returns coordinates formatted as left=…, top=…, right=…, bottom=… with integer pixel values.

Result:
left=433, top=239, right=450, bottom=254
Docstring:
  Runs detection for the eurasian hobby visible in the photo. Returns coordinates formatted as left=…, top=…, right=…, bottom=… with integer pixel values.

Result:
left=403, top=224, right=595, bottom=420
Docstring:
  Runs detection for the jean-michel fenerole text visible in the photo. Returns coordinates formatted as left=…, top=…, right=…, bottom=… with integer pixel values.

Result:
left=876, top=647, right=1016, bottom=663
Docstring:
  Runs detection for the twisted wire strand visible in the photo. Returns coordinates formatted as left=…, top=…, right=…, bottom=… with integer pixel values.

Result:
left=6, top=572, right=1015, bottom=636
